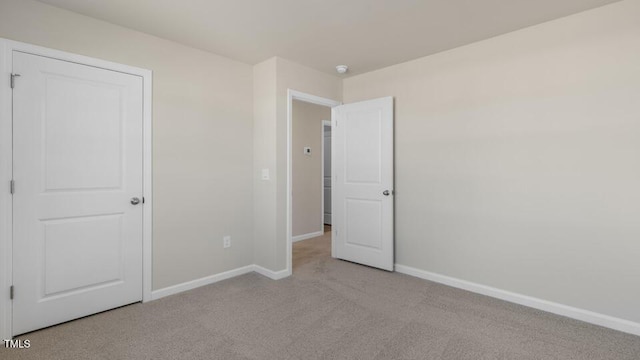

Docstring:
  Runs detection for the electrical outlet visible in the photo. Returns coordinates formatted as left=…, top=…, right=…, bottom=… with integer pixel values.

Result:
left=223, top=235, right=231, bottom=248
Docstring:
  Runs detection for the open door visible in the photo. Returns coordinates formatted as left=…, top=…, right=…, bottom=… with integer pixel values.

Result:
left=332, top=97, right=394, bottom=271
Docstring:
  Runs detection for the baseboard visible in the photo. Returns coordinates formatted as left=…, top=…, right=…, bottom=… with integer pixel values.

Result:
left=151, top=265, right=255, bottom=300
left=292, top=231, right=324, bottom=242
left=253, top=265, right=291, bottom=280
left=150, top=264, right=293, bottom=300
left=395, top=264, right=640, bottom=337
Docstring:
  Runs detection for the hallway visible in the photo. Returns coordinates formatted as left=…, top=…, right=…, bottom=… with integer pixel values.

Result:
left=292, top=225, right=331, bottom=272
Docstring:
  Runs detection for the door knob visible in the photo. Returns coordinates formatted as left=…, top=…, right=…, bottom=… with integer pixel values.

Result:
left=383, top=190, right=390, bottom=196
left=130, top=197, right=141, bottom=205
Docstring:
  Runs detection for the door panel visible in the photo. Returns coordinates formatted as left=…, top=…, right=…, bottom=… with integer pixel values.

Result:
left=345, top=110, right=382, bottom=184
left=332, top=97, right=394, bottom=271
left=42, top=214, right=124, bottom=296
left=43, top=75, right=123, bottom=191
left=12, top=51, right=143, bottom=335
left=345, top=199, right=382, bottom=249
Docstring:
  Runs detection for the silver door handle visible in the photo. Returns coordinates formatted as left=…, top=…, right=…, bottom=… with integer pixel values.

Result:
left=383, top=190, right=390, bottom=196
left=131, top=197, right=141, bottom=205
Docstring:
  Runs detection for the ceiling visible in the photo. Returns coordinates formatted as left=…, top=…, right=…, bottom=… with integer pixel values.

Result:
left=37, top=0, right=620, bottom=76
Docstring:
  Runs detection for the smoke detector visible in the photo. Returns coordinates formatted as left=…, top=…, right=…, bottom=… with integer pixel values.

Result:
left=336, top=65, right=349, bottom=74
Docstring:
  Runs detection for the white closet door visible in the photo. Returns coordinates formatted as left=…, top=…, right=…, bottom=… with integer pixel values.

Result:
left=12, top=51, right=144, bottom=335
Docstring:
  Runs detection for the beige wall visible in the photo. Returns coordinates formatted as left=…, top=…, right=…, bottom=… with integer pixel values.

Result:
left=343, top=0, right=640, bottom=323
left=274, top=58, right=342, bottom=270
left=252, top=58, right=278, bottom=270
left=292, top=100, right=331, bottom=237
left=253, top=57, right=342, bottom=271
left=0, top=0, right=255, bottom=290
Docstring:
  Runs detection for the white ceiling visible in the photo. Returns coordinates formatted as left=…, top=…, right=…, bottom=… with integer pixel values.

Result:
left=37, top=0, right=620, bottom=76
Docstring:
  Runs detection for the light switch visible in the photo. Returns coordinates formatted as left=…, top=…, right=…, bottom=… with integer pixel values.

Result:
left=304, top=147, right=311, bottom=155
left=261, top=169, right=270, bottom=180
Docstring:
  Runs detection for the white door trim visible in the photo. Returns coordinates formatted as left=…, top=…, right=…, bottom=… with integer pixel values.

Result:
left=287, top=90, right=341, bottom=276
left=320, top=119, right=331, bottom=231
left=0, top=38, right=153, bottom=340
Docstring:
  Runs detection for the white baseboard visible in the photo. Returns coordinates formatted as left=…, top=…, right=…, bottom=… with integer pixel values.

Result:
left=253, top=265, right=291, bottom=280
left=150, top=264, right=293, bottom=301
left=395, top=264, right=640, bottom=337
left=292, top=231, right=324, bottom=242
left=151, top=265, right=255, bottom=300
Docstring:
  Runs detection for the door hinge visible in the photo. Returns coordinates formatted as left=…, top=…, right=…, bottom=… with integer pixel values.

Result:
left=10, top=180, right=14, bottom=194
left=10, top=73, right=20, bottom=89
left=10, top=285, right=14, bottom=300
left=142, top=197, right=145, bottom=204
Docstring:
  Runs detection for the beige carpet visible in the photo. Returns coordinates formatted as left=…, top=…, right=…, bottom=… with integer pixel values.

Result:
left=292, top=225, right=332, bottom=272
left=3, top=229, right=640, bottom=359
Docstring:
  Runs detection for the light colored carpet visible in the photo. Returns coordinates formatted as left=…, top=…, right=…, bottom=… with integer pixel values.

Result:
left=292, top=225, right=332, bottom=272
left=3, top=229, right=640, bottom=359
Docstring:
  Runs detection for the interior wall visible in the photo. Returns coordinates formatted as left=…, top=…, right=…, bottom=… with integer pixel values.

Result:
left=252, top=58, right=278, bottom=270
left=0, top=0, right=255, bottom=290
left=292, top=100, right=331, bottom=237
left=253, top=57, right=342, bottom=272
left=274, top=58, right=342, bottom=271
left=343, top=0, right=640, bottom=323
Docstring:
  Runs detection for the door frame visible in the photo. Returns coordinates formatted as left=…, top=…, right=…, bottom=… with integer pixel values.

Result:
left=286, top=90, right=340, bottom=275
left=320, top=119, right=331, bottom=230
left=0, top=38, right=153, bottom=339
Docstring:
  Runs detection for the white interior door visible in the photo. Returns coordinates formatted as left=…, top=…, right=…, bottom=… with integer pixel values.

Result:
left=12, top=51, right=144, bottom=335
left=332, top=97, right=394, bottom=271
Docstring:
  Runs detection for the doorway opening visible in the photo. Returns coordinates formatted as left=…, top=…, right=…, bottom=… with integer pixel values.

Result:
left=291, top=100, right=331, bottom=271
left=288, top=95, right=395, bottom=273
left=286, top=90, right=341, bottom=274
left=292, top=119, right=333, bottom=272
